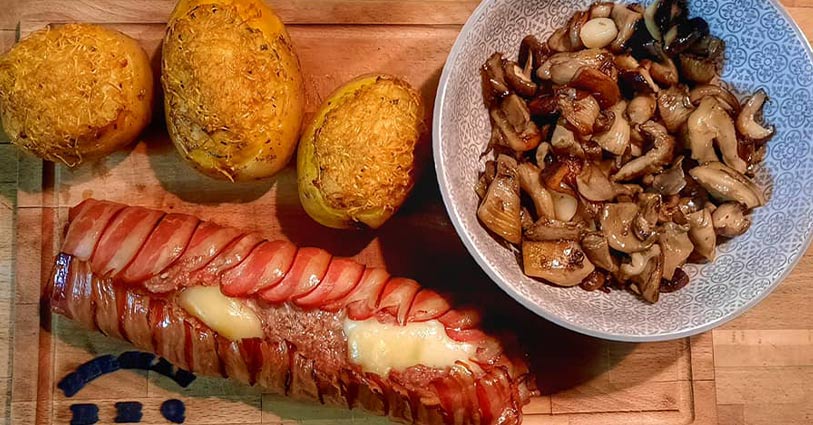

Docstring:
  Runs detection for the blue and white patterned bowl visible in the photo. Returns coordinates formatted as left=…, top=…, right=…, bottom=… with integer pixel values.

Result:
left=433, top=0, right=813, bottom=341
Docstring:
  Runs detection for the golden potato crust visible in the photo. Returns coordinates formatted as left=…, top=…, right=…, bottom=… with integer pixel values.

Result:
left=0, top=24, right=153, bottom=166
left=298, top=74, right=426, bottom=229
left=162, top=0, right=304, bottom=181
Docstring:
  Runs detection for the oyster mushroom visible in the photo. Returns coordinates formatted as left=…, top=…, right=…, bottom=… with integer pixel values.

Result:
left=646, top=54, right=679, bottom=87
left=652, top=156, right=687, bottom=195
left=686, top=208, right=716, bottom=261
left=712, top=202, right=752, bottom=237
left=627, top=94, right=657, bottom=125
left=610, top=3, right=643, bottom=52
left=594, top=100, right=630, bottom=155
left=737, top=89, right=775, bottom=142
left=503, top=60, right=538, bottom=98
left=633, top=193, right=661, bottom=242
left=569, top=67, right=621, bottom=108
left=536, top=142, right=551, bottom=167
left=576, top=161, right=625, bottom=201
left=644, top=0, right=687, bottom=41
left=548, top=11, right=590, bottom=52
left=689, top=84, right=741, bottom=115
left=621, top=244, right=663, bottom=303
left=478, top=154, right=522, bottom=244
left=679, top=54, right=717, bottom=84
left=537, top=48, right=615, bottom=85
left=525, top=217, right=584, bottom=241
left=490, top=94, right=543, bottom=152
left=664, top=17, right=710, bottom=55
left=687, top=97, right=748, bottom=173
left=600, top=202, right=656, bottom=253
left=518, top=35, right=550, bottom=77
left=481, top=52, right=510, bottom=107
left=657, top=86, right=695, bottom=132
left=659, top=222, right=694, bottom=280
left=551, top=124, right=584, bottom=158
left=689, top=162, right=765, bottom=209
left=518, top=162, right=556, bottom=220
left=613, top=121, right=675, bottom=182
left=616, top=54, right=660, bottom=95
left=559, top=92, right=601, bottom=136
left=582, top=232, right=619, bottom=272
left=522, top=240, right=595, bottom=287
left=590, top=2, right=615, bottom=19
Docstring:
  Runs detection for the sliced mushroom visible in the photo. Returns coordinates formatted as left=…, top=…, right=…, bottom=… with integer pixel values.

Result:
left=518, top=162, right=556, bottom=220
left=689, top=162, right=765, bottom=209
left=590, top=2, right=615, bottom=19
left=712, top=202, right=752, bottom=237
left=610, top=3, right=643, bottom=52
left=525, top=217, right=584, bottom=241
left=518, top=35, right=550, bottom=77
left=737, top=89, right=775, bottom=142
left=478, top=155, right=522, bottom=244
left=537, top=49, right=615, bottom=85
left=627, top=94, right=657, bottom=125
left=686, top=208, right=716, bottom=261
left=689, top=84, right=741, bottom=115
left=633, top=193, right=661, bottom=241
left=659, top=222, right=694, bottom=280
left=613, top=121, right=675, bottom=182
left=481, top=52, right=510, bottom=107
left=503, top=60, right=538, bottom=98
left=576, top=161, right=625, bottom=201
left=551, top=124, right=584, bottom=158
left=548, top=11, right=590, bottom=52
left=569, top=67, right=621, bottom=108
left=687, top=97, right=748, bottom=173
left=527, top=94, right=560, bottom=119
left=621, top=244, right=663, bottom=303
left=582, top=232, right=619, bottom=272
left=522, top=240, right=595, bottom=287
left=535, top=142, right=551, bottom=168
left=600, top=202, right=656, bottom=253
left=645, top=0, right=687, bottom=41
left=592, top=100, right=630, bottom=156
left=559, top=92, right=601, bottom=136
left=657, top=86, right=695, bottom=133
left=646, top=55, right=679, bottom=87
left=652, top=156, right=687, bottom=195
left=679, top=54, right=717, bottom=84
left=491, top=94, right=543, bottom=152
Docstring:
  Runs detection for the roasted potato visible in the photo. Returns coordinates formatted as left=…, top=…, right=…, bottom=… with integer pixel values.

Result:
left=0, top=24, right=153, bottom=166
left=298, top=74, right=426, bottom=229
left=162, top=0, right=305, bottom=181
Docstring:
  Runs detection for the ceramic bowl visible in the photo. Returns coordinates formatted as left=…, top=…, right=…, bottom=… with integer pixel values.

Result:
left=433, top=0, right=813, bottom=341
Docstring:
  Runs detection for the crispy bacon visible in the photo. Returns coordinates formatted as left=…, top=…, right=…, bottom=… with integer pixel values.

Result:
left=47, top=199, right=536, bottom=425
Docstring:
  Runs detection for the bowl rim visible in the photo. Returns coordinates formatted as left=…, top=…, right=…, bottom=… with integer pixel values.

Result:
left=432, top=0, right=813, bottom=342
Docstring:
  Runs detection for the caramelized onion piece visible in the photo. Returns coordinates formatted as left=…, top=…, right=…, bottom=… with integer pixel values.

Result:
left=478, top=155, right=522, bottom=244
left=523, top=240, right=595, bottom=287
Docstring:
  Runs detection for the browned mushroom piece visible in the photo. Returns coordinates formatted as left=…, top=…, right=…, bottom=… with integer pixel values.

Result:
left=652, top=156, right=687, bottom=195
left=518, top=35, right=551, bottom=76
left=518, top=162, right=556, bottom=220
left=558, top=91, right=601, bottom=136
left=535, top=142, right=551, bottom=168
left=475, top=160, right=496, bottom=199
left=686, top=97, right=748, bottom=173
left=621, top=244, right=664, bottom=303
left=712, top=202, right=752, bottom=237
left=537, top=48, right=615, bottom=85
left=613, top=121, right=675, bottom=182
left=482, top=52, right=511, bottom=107
left=657, top=86, right=695, bottom=132
left=737, top=89, right=775, bottom=142
left=582, top=232, right=619, bottom=272
left=646, top=55, right=680, bottom=87
left=503, top=60, right=538, bottom=98
left=593, top=100, right=630, bottom=155
left=522, top=240, right=596, bottom=287
left=569, top=67, right=621, bottom=108
left=550, top=123, right=585, bottom=158
left=686, top=208, right=716, bottom=261
left=600, top=202, right=656, bottom=253
left=590, top=2, right=616, bottom=19
left=676, top=33, right=725, bottom=81
left=490, top=94, right=543, bottom=152
left=609, top=3, right=644, bottom=52
left=633, top=193, right=661, bottom=242
left=478, top=154, right=522, bottom=244
left=627, top=94, right=657, bottom=125
left=524, top=217, right=584, bottom=241
left=659, top=222, right=694, bottom=280
left=548, top=11, right=590, bottom=52
left=689, top=84, right=741, bottom=115
left=616, top=54, right=660, bottom=95
left=689, top=162, right=765, bottom=209
left=576, top=161, right=630, bottom=202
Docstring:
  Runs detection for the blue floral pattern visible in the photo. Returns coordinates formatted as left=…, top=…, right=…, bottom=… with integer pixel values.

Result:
left=434, top=0, right=813, bottom=340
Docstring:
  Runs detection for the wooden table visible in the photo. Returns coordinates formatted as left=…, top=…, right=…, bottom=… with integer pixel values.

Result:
left=1, top=1, right=813, bottom=424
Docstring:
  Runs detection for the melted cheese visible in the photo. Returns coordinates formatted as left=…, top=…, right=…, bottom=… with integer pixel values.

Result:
left=343, top=318, right=476, bottom=376
left=179, top=286, right=263, bottom=341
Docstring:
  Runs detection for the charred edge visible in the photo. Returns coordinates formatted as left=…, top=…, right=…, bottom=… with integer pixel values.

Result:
left=284, top=340, right=296, bottom=396
left=183, top=320, right=195, bottom=372
left=115, top=284, right=130, bottom=343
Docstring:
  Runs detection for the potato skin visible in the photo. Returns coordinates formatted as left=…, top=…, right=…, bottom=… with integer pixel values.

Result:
left=162, top=0, right=305, bottom=181
left=0, top=24, right=153, bottom=166
left=298, top=74, right=426, bottom=229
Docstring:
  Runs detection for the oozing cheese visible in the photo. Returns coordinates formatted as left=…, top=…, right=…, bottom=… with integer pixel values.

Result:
left=179, top=286, right=264, bottom=341
left=343, top=318, right=476, bottom=376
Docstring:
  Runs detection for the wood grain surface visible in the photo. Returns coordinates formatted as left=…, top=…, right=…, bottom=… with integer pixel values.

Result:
left=1, top=1, right=812, bottom=424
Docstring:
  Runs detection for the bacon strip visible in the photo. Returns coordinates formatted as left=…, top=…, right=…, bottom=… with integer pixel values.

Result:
left=47, top=199, right=536, bottom=425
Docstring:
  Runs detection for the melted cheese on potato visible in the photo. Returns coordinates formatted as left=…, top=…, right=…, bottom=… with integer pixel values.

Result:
left=343, top=318, right=476, bottom=376
left=179, top=286, right=263, bottom=341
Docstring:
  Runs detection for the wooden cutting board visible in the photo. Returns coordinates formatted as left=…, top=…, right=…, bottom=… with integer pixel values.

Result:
left=1, top=1, right=812, bottom=424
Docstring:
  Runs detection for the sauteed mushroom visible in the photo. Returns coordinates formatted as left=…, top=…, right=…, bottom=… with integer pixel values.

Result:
left=737, top=89, right=775, bottom=141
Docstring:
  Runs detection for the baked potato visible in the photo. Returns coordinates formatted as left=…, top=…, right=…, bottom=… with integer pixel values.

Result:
left=298, top=74, right=426, bottom=229
left=0, top=24, right=153, bottom=166
left=162, top=0, right=305, bottom=181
